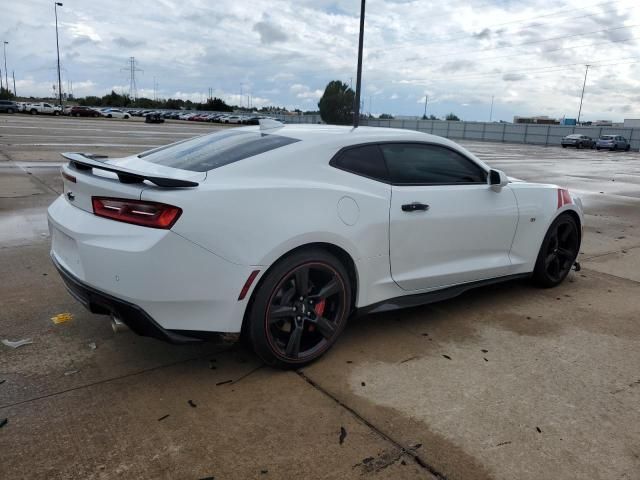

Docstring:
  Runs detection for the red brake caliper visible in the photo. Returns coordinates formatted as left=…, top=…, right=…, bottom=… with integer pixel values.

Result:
left=308, top=299, right=326, bottom=332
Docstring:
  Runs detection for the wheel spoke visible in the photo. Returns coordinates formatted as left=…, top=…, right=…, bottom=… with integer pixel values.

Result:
left=314, top=277, right=340, bottom=299
left=544, top=252, right=556, bottom=268
left=269, top=305, right=294, bottom=323
left=557, top=247, right=574, bottom=260
left=295, top=267, right=310, bottom=296
left=285, top=324, right=303, bottom=358
left=280, top=284, right=296, bottom=306
left=314, top=316, right=336, bottom=339
left=559, top=225, right=572, bottom=242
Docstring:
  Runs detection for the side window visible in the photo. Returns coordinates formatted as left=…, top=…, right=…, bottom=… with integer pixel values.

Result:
left=331, top=145, right=389, bottom=182
left=380, top=143, right=487, bottom=185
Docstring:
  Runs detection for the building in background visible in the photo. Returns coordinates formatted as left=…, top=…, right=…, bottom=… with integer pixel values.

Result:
left=513, top=115, right=559, bottom=125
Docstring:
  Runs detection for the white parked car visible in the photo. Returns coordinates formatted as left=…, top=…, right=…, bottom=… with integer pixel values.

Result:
left=28, top=102, right=62, bottom=115
left=101, top=108, right=131, bottom=119
left=48, top=123, right=583, bottom=368
left=224, top=115, right=243, bottom=124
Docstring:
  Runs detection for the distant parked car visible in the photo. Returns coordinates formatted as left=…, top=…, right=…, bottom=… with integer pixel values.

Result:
left=69, top=106, right=100, bottom=118
left=561, top=134, right=595, bottom=149
left=224, top=115, right=243, bottom=124
left=28, top=102, right=62, bottom=115
left=0, top=100, right=19, bottom=113
left=145, top=113, right=165, bottom=124
left=596, top=135, right=630, bottom=151
left=101, top=108, right=130, bottom=119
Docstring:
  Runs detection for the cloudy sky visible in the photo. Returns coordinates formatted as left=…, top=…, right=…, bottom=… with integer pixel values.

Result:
left=3, top=0, right=640, bottom=121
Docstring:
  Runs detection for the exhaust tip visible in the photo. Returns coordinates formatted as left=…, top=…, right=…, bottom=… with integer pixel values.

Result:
left=111, top=315, right=129, bottom=334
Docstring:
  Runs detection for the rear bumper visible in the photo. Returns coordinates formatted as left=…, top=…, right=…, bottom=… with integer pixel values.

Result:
left=52, top=254, right=201, bottom=344
left=47, top=195, right=259, bottom=335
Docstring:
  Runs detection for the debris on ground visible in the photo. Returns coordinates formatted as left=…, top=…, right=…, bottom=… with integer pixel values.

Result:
left=51, top=312, right=73, bottom=324
left=361, top=381, right=366, bottom=387
left=88, top=342, right=97, bottom=350
left=0, top=418, right=7, bottom=429
left=260, top=469, right=268, bottom=474
left=481, top=349, right=488, bottom=353
left=536, top=427, right=542, bottom=433
left=339, top=426, right=347, bottom=445
left=188, top=400, right=197, bottom=408
left=157, top=415, right=169, bottom=421
left=496, top=441, right=512, bottom=447
left=0, top=379, right=5, bottom=385
left=2, top=338, right=33, bottom=349
left=64, top=370, right=79, bottom=376
left=216, top=380, right=233, bottom=386
left=442, top=354, right=451, bottom=360
left=484, top=358, right=489, bottom=362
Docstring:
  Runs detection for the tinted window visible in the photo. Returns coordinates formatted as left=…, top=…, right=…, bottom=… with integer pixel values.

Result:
left=138, top=129, right=300, bottom=172
left=331, top=145, right=388, bottom=182
left=380, top=143, right=487, bottom=185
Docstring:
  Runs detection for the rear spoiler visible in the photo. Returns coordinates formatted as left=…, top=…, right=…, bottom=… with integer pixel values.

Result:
left=61, top=152, right=199, bottom=188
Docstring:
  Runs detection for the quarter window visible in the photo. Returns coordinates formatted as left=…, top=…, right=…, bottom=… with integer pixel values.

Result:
left=331, top=145, right=389, bottom=182
left=380, top=144, right=487, bottom=185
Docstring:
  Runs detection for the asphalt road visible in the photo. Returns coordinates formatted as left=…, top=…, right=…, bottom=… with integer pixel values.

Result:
left=0, top=115, right=639, bottom=480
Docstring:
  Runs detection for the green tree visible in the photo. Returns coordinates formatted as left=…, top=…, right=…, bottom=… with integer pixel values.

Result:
left=0, top=87, right=15, bottom=100
left=318, top=80, right=355, bottom=125
left=445, top=113, right=460, bottom=121
left=379, top=113, right=394, bottom=119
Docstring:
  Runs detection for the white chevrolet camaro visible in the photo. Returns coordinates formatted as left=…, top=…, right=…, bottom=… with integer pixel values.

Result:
left=48, top=122, right=583, bottom=368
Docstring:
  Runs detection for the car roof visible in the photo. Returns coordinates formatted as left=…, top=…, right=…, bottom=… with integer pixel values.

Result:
left=236, top=124, right=490, bottom=169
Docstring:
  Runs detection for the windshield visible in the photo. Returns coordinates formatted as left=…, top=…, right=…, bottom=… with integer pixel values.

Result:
left=600, top=136, right=615, bottom=140
left=138, top=129, right=300, bottom=172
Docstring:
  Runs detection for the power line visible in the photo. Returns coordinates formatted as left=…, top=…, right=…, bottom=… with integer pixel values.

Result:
left=121, top=57, right=143, bottom=100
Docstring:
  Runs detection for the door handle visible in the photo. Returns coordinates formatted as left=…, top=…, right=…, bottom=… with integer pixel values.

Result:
left=402, top=202, right=429, bottom=212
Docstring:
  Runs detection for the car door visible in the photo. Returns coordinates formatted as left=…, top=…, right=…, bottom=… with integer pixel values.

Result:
left=383, top=143, right=519, bottom=291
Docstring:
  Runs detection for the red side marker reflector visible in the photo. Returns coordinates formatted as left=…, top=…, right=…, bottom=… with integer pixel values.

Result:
left=557, top=188, right=572, bottom=209
left=61, top=171, right=76, bottom=183
left=238, top=270, right=260, bottom=301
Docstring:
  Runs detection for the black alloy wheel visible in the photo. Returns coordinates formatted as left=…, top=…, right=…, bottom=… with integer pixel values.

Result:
left=247, top=249, right=351, bottom=368
left=533, top=214, right=580, bottom=287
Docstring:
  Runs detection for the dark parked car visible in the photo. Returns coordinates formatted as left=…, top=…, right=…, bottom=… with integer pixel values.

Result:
left=144, top=113, right=165, bottom=124
left=0, top=100, right=19, bottom=113
left=561, top=134, right=595, bottom=149
left=596, top=135, right=630, bottom=151
left=69, top=106, right=100, bottom=117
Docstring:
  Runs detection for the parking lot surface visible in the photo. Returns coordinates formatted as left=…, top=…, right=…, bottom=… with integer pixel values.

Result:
left=1, top=116, right=639, bottom=479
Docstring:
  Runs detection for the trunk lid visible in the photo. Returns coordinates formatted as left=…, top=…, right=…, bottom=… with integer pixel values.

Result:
left=60, top=153, right=204, bottom=214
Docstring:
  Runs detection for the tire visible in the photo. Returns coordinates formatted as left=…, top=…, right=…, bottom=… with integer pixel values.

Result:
left=532, top=213, right=580, bottom=288
left=625, top=144, right=630, bottom=151
left=124, top=115, right=129, bottom=119
left=30, top=109, right=37, bottom=115
left=246, top=248, right=352, bottom=369
left=107, top=114, right=112, bottom=118
left=75, top=113, right=80, bottom=117
left=562, top=145, right=566, bottom=148
left=596, top=147, right=600, bottom=151
left=54, top=111, right=59, bottom=116
left=7, top=108, right=14, bottom=114
left=576, top=143, right=582, bottom=149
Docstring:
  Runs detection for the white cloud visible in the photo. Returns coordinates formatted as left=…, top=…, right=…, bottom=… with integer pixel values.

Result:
left=2, top=0, right=639, bottom=120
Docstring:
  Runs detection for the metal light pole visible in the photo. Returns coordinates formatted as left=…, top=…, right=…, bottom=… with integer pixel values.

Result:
left=54, top=2, right=64, bottom=107
left=577, top=64, right=590, bottom=125
left=353, top=0, right=366, bottom=127
left=489, top=95, right=494, bottom=122
left=13, top=71, right=16, bottom=97
left=3, top=42, right=8, bottom=94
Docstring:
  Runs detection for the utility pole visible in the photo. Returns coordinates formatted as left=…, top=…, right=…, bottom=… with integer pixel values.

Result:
left=577, top=64, right=590, bottom=124
left=353, top=0, right=366, bottom=127
left=3, top=41, right=8, bottom=94
left=121, top=57, right=142, bottom=101
left=13, top=71, right=17, bottom=97
left=489, top=95, right=494, bottom=122
left=369, top=95, right=372, bottom=116
left=0, top=67, right=3, bottom=91
left=54, top=3, right=63, bottom=107
left=423, top=95, right=428, bottom=118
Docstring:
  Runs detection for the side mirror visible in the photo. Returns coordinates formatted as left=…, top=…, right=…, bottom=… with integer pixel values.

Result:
left=489, top=169, right=509, bottom=191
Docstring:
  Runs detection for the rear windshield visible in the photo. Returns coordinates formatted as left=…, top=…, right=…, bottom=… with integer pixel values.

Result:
left=138, top=130, right=300, bottom=172
left=600, top=135, right=615, bottom=139
left=566, top=134, right=581, bottom=138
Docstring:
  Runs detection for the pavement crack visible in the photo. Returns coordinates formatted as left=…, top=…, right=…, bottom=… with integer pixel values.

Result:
left=0, top=346, right=235, bottom=411
left=296, top=370, right=447, bottom=479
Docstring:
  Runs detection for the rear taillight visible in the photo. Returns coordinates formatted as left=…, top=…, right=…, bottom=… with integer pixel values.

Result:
left=61, top=170, right=76, bottom=183
left=92, top=197, right=182, bottom=229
